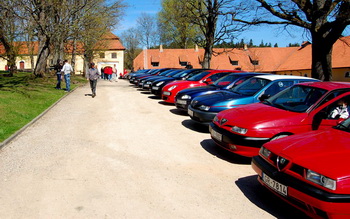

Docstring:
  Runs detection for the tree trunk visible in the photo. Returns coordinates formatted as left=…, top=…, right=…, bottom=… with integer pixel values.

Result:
left=311, top=32, right=335, bottom=81
left=34, top=35, right=50, bottom=77
left=71, top=39, right=77, bottom=74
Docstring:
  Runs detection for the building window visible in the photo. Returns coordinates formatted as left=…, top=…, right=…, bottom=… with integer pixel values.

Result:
left=111, top=53, right=117, bottom=58
left=99, top=53, right=105, bottom=58
left=230, top=60, right=239, bottom=65
left=179, top=61, right=187, bottom=66
left=151, top=62, right=159, bottom=67
left=345, top=72, right=350, bottom=78
left=251, top=60, right=259, bottom=65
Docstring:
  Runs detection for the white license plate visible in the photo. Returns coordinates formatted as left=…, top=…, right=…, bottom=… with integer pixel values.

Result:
left=152, top=86, right=159, bottom=90
left=177, top=99, right=187, bottom=105
left=210, top=128, right=222, bottom=141
left=188, top=109, right=194, bottom=117
left=262, top=173, right=288, bottom=196
left=163, top=91, right=171, bottom=96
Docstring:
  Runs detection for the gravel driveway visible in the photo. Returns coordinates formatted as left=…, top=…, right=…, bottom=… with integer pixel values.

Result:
left=0, top=79, right=309, bottom=218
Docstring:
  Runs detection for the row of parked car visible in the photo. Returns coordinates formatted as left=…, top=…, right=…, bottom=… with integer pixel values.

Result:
left=125, top=68, right=350, bottom=218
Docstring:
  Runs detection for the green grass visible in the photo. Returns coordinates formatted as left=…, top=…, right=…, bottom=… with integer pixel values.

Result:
left=0, top=71, right=87, bottom=143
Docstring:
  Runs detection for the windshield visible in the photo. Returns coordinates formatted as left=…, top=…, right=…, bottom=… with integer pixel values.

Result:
left=232, top=77, right=270, bottom=96
left=172, top=69, right=196, bottom=78
left=213, top=74, right=242, bottom=88
left=334, top=118, right=350, bottom=132
left=187, top=71, right=211, bottom=81
left=265, top=85, right=327, bottom=112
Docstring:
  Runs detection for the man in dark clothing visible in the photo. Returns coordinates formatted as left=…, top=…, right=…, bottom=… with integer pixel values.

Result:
left=86, top=62, right=100, bottom=98
left=186, top=62, right=193, bottom=69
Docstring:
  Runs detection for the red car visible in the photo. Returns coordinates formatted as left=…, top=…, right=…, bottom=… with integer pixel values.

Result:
left=161, top=70, right=242, bottom=104
left=209, top=82, right=350, bottom=157
left=252, top=119, right=350, bottom=218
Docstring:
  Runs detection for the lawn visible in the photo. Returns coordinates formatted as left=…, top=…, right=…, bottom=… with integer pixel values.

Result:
left=0, top=71, right=86, bottom=143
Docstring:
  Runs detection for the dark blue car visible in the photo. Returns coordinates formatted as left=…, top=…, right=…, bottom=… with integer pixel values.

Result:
left=150, top=69, right=209, bottom=96
left=175, top=72, right=267, bottom=111
left=139, top=69, right=183, bottom=89
left=188, top=75, right=319, bottom=125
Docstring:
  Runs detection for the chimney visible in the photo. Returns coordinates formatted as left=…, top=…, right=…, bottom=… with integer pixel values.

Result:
left=160, top=44, right=163, bottom=52
left=195, top=44, right=198, bottom=52
left=243, top=44, right=248, bottom=51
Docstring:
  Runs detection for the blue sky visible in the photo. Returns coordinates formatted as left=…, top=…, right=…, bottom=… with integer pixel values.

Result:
left=114, top=0, right=349, bottom=47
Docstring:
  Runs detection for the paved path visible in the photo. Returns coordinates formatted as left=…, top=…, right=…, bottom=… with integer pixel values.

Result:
left=0, top=79, right=308, bottom=218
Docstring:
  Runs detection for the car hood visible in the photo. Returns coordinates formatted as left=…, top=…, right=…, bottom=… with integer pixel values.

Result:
left=217, top=103, right=306, bottom=128
left=178, top=85, right=218, bottom=96
left=265, top=129, right=350, bottom=179
left=193, top=90, right=247, bottom=105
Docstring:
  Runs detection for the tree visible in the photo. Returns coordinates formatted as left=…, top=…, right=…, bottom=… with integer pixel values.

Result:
left=136, top=13, right=159, bottom=49
left=180, top=0, right=248, bottom=69
left=120, top=27, right=142, bottom=71
left=0, top=0, right=22, bottom=76
left=233, top=0, right=350, bottom=81
left=158, top=0, right=200, bottom=48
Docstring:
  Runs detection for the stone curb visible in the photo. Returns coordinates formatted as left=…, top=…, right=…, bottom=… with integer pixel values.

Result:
left=0, top=86, right=81, bottom=150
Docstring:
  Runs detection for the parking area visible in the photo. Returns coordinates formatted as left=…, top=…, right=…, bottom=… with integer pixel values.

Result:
left=0, top=79, right=308, bottom=218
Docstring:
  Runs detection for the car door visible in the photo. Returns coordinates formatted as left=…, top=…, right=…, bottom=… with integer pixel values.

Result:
left=310, top=92, right=350, bottom=130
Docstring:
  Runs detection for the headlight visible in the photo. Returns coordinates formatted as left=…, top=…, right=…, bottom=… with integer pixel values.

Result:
left=156, top=81, right=164, bottom=86
left=259, top=147, right=271, bottom=158
left=181, top=95, right=191, bottom=100
left=168, top=85, right=177, bottom=91
left=213, top=115, right=219, bottom=123
left=198, top=105, right=210, bottom=111
left=306, top=170, right=336, bottom=190
left=231, top=126, right=248, bottom=134
left=146, top=81, right=151, bottom=84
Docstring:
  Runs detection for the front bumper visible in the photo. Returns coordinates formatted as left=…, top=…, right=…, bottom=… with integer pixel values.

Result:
left=187, top=106, right=217, bottom=125
left=209, top=122, right=270, bottom=157
left=252, top=156, right=350, bottom=218
left=175, top=98, right=191, bottom=111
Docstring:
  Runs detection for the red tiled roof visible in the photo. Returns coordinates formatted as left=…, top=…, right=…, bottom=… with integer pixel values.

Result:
left=0, top=31, right=125, bottom=55
left=134, top=36, right=350, bottom=72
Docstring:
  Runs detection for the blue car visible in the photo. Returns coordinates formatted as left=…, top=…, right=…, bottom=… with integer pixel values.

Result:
left=150, top=69, right=209, bottom=96
left=175, top=72, right=268, bottom=111
left=188, top=75, right=319, bottom=125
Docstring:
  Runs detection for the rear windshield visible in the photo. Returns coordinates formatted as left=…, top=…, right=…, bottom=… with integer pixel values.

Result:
left=232, top=77, right=271, bottom=96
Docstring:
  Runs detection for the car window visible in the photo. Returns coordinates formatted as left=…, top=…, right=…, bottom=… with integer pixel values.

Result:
left=187, top=71, right=211, bottom=81
left=263, top=81, right=294, bottom=96
left=207, top=73, right=227, bottom=82
left=266, top=85, right=327, bottom=112
left=213, top=74, right=242, bottom=87
left=232, top=77, right=271, bottom=96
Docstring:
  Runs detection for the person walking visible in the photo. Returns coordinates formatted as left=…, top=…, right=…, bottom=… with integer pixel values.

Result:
left=86, top=62, right=100, bottom=98
left=61, top=59, right=73, bottom=92
left=54, top=59, right=63, bottom=89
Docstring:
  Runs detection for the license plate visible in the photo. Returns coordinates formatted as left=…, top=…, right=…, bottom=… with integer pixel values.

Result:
left=177, top=99, right=187, bottom=105
left=152, top=86, right=159, bottom=90
left=210, top=128, right=222, bottom=141
left=262, top=173, right=288, bottom=196
left=163, top=91, right=171, bottom=96
left=188, top=109, right=194, bottom=117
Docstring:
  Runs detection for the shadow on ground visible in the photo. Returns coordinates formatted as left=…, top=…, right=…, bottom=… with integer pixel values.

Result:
left=182, top=119, right=209, bottom=133
left=169, top=108, right=188, bottom=116
left=158, top=101, right=174, bottom=106
left=148, top=95, right=161, bottom=100
left=236, top=175, right=310, bottom=219
left=200, top=139, right=251, bottom=164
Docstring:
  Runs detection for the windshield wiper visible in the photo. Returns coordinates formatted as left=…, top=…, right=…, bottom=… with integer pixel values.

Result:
left=274, top=103, right=287, bottom=110
left=335, top=123, right=349, bottom=131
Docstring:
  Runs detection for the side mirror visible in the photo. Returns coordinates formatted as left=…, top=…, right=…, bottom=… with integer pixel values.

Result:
left=259, top=94, right=270, bottom=102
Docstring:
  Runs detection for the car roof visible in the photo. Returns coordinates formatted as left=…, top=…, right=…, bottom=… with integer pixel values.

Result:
left=297, top=81, right=350, bottom=90
left=252, top=74, right=316, bottom=81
